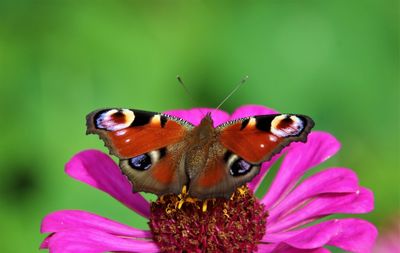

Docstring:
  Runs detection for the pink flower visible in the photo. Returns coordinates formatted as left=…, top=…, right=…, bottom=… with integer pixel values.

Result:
left=40, top=105, right=377, bottom=253
left=373, top=215, right=400, bottom=253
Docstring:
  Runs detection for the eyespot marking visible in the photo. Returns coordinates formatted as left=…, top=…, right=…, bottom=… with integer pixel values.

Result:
left=128, top=154, right=152, bottom=171
left=229, top=159, right=256, bottom=176
left=127, top=148, right=165, bottom=171
left=270, top=114, right=304, bottom=137
left=224, top=151, right=257, bottom=177
left=96, top=109, right=135, bottom=131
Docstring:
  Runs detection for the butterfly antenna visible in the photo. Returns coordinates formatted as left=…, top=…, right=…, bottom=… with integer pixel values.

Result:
left=177, top=75, right=199, bottom=105
left=215, top=75, right=249, bottom=110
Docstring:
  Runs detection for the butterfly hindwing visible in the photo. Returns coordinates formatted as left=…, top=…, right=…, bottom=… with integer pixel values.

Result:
left=189, top=144, right=262, bottom=199
left=86, top=108, right=193, bottom=195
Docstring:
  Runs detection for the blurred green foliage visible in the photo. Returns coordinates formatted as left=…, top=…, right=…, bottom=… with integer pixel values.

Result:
left=0, top=1, right=398, bottom=252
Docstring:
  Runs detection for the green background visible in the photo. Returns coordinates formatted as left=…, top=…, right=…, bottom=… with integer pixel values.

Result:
left=0, top=1, right=398, bottom=252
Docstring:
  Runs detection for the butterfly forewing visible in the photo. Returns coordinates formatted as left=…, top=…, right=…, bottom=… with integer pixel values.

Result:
left=86, top=109, right=194, bottom=158
left=218, top=114, right=314, bottom=164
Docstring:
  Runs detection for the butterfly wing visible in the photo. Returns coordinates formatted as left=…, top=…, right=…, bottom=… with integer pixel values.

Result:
left=219, top=114, right=314, bottom=163
left=188, top=142, right=263, bottom=199
left=86, top=109, right=194, bottom=195
left=189, top=114, right=314, bottom=199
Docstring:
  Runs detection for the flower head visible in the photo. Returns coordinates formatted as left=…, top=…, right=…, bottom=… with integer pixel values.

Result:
left=40, top=105, right=377, bottom=253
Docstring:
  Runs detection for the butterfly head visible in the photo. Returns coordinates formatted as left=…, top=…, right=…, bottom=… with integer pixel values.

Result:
left=196, top=113, right=216, bottom=140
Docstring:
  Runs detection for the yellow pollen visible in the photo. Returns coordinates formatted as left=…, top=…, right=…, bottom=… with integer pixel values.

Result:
left=185, top=197, right=197, bottom=204
left=238, top=186, right=247, bottom=196
left=223, top=208, right=230, bottom=218
left=165, top=204, right=174, bottom=214
left=202, top=199, right=208, bottom=212
left=159, top=185, right=250, bottom=214
left=177, top=199, right=184, bottom=209
left=181, top=185, right=187, bottom=195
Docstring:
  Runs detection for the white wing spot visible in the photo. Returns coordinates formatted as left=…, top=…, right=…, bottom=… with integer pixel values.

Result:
left=115, top=129, right=127, bottom=136
left=269, top=135, right=278, bottom=142
left=148, top=150, right=161, bottom=163
left=152, top=114, right=161, bottom=125
left=248, top=117, right=257, bottom=127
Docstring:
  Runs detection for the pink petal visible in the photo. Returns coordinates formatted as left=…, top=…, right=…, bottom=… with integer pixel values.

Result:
left=65, top=150, right=150, bottom=218
left=261, top=132, right=340, bottom=209
left=40, top=235, right=52, bottom=249
left=164, top=108, right=230, bottom=126
left=268, top=167, right=359, bottom=224
left=229, top=104, right=278, bottom=120
left=268, top=187, right=374, bottom=232
left=41, top=210, right=152, bottom=238
left=46, top=228, right=159, bottom=253
left=374, top=228, right=400, bottom=253
left=258, top=244, right=331, bottom=253
left=263, top=218, right=377, bottom=253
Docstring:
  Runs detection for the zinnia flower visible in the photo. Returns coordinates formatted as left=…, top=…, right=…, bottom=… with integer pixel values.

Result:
left=40, top=105, right=377, bottom=253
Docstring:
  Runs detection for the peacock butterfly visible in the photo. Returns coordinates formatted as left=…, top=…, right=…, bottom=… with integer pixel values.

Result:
left=86, top=108, right=314, bottom=199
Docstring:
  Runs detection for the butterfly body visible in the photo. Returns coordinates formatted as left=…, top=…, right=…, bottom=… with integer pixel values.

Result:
left=87, top=108, right=314, bottom=199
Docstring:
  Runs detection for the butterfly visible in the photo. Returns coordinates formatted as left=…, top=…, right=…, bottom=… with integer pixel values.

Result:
left=86, top=108, right=314, bottom=199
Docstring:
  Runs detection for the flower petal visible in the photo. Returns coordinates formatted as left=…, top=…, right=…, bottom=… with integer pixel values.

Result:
left=46, top=228, right=159, bottom=253
left=65, top=150, right=150, bottom=218
left=268, top=167, right=359, bottom=224
left=263, top=218, right=377, bottom=253
left=268, top=187, right=374, bottom=232
left=164, top=108, right=230, bottom=126
left=258, top=244, right=331, bottom=253
left=229, top=104, right=278, bottom=120
left=40, top=235, right=52, bottom=249
left=41, top=210, right=152, bottom=238
left=261, top=132, right=340, bottom=209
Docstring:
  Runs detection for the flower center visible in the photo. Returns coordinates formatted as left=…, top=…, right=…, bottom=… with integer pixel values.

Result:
left=149, top=186, right=268, bottom=253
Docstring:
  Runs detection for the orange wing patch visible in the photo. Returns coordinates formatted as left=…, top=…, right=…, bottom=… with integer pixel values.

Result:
left=108, top=119, right=187, bottom=158
left=220, top=122, right=284, bottom=163
left=195, top=159, right=226, bottom=188
left=151, top=154, right=178, bottom=185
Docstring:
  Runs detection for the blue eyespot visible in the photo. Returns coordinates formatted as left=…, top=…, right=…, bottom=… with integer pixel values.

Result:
left=128, top=154, right=152, bottom=170
left=230, top=159, right=253, bottom=176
